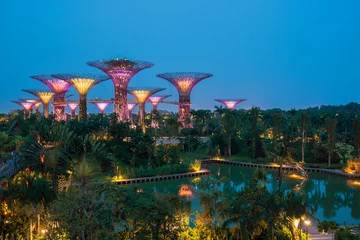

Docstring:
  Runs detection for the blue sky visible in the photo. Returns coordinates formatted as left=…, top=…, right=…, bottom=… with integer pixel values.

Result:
left=1, top=0, right=359, bottom=113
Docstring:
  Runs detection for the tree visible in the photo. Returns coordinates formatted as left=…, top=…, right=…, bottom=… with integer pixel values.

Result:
left=352, top=118, right=360, bottom=158
left=221, top=112, right=237, bottom=157
left=325, top=118, right=338, bottom=166
left=299, top=111, right=310, bottom=163
left=249, top=107, right=260, bottom=159
left=49, top=182, right=121, bottom=239
left=272, top=113, right=286, bottom=188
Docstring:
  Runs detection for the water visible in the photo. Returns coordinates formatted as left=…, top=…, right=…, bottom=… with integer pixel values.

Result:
left=132, top=163, right=360, bottom=225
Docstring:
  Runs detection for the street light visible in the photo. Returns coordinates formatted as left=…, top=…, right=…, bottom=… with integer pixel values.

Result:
left=304, top=220, right=311, bottom=240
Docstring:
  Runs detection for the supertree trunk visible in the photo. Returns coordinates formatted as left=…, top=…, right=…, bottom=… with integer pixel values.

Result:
left=114, top=85, right=128, bottom=121
left=151, top=106, right=159, bottom=128
left=24, top=110, right=30, bottom=119
left=54, top=93, right=66, bottom=121
left=179, top=103, right=191, bottom=128
left=79, top=95, right=87, bottom=121
left=43, top=103, right=49, bottom=118
left=71, top=110, right=76, bottom=120
left=138, top=103, right=146, bottom=132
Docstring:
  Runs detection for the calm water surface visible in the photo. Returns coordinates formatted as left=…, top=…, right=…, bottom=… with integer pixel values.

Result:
left=133, top=163, right=360, bottom=225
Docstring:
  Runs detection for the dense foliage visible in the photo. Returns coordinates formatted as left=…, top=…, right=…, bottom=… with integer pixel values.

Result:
left=1, top=101, right=360, bottom=238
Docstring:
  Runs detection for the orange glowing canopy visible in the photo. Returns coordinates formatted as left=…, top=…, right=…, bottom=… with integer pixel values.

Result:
left=128, top=87, right=165, bottom=104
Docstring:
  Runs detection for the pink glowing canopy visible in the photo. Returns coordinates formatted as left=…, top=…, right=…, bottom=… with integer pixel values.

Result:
left=89, top=101, right=113, bottom=112
left=215, top=99, right=247, bottom=110
left=12, top=101, right=34, bottom=111
left=148, top=95, right=171, bottom=106
left=67, top=102, right=79, bottom=111
left=128, top=103, right=139, bottom=111
left=87, top=58, right=153, bottom=83
left=31, top=75, right=72, bottom=93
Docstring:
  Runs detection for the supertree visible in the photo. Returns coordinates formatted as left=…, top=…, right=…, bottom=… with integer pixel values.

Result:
left=22, top=90, right=55, bottom=118
left=127, top=102, right=139, bottom=124
left=52, top=73, right=109, bottom=121
left=31, top=75, right=72, bottom=121
left=88, top=100, right=113, bottom=114
left=214, top=99, right=247, bottom=110
left=128, top=87, right=165, bottom=132
left=67, top=102, right=79, bottom=120
left=157, top=72, right=213, bottom=128
left=148, top=95, right=171, bottom=128
left=19, top=99, right=42, bottom=114
left=87, top=58, right=154, bottom=121
left=12, top=100, right=35, bottom=118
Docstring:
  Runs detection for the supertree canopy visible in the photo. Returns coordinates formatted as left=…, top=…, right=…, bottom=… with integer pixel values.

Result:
left=156, top=72, right=213, bottom=128
left=22, top=90, right=55, bottom=118
left=12, top=100, right=34, bottom=118
left=87, top=58, right=154, bottom=121
left=67, top=102, right=79, bottom=120
left=128, top=87, right=165, bottom=132
left=148, top=95, right=171, bottom=110
left=215, top=99, right=247, bottom=110
left=31, top=75, right=72, bottom=121
left=20, top=99, right=42, bottom=115
left=52, top=73, right=109, bottom=121
left=88, top=100, right=113, bottom=114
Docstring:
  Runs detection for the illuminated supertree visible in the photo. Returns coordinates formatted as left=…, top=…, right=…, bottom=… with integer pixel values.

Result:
left=31, top=75, right=72, bottom=121
left=127, top=102, right=139, bottom=124
left=148, top=95, right=171, bottom=128
left=157, top=72, right=213, bottom=128
left=22, top=90, right=55, bottom=118
left=12, top=100, right=34, bottom=118
left=87, top=58, right=153, bottom=121
left=215, top=99, right=247, bottom=110
left=19, top=99, right=42, bottom=114
left=67, top=102, right=79, bottom=120
left=88, top=100, right=113, bottom=114
left=52, top=73, right=109, bottom=121
left=128, top=87, right=165, bottom=132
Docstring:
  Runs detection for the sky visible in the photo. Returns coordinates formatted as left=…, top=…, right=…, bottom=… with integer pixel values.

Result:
left=1, top=0, right=360, bottom=114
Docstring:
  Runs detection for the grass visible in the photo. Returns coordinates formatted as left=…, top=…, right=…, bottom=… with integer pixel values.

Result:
left=181, top=149, right=208, bottom=164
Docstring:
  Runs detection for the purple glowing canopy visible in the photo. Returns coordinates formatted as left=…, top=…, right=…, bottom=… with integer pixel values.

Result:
left=156, top=72, right=213, bottom=96
left=215, top=99, right=247, bottom=110
left=30, top=75, right=72, bottom=93
left=87, top=58, right=153, bottom=77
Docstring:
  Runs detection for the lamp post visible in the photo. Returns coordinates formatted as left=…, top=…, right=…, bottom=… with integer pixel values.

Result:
left=304, top=219, right=311, bottom=240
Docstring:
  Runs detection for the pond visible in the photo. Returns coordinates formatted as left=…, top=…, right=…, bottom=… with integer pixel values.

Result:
left=134, top=163, right=360, bottom=225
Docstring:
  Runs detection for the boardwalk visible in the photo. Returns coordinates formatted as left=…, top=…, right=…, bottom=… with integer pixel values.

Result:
left=112, top=169, right=210, bottom=184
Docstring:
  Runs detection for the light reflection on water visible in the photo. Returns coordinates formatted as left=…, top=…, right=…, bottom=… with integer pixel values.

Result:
left=132, top=163, right=360, bottom=224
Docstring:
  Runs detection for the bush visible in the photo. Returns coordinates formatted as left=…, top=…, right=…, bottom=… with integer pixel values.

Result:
left=334, top=227, right=360, bottom=240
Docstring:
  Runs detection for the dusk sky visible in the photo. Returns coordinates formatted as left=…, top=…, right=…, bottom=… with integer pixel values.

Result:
left=1, top=0, right=359, bottom=114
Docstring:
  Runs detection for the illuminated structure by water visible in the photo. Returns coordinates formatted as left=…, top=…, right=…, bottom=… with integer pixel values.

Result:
left=157, top=72, right=212, bottom=128
left=52, top=73, right=109, bottom=121
left=87, top=58, right=153, bottom=121
left=12, top=100, right=34, bottom=118
left=31, top=75, right=72, bottom=121
left=214, top=99, right=247, bottom=110
left=148, top=95, right=171, bottom=128
left=89, top=100, right=113, bottom=114
left=128, top=88, right=165, bottom=131
left=67, top=102, right=79, bottom=119
left=22, top=90, right=55, bottom=118
left=127, top=103, right=139, bottom=124
left=20, top=99, right=42, bottom=114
